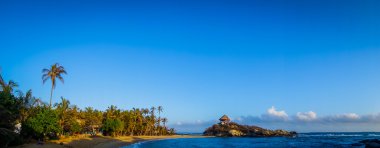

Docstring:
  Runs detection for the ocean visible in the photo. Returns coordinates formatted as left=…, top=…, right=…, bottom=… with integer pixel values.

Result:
left=123, top=132, right=380, bottom=148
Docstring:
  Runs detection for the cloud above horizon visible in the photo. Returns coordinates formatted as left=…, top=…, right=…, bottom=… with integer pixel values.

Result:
left=296, top=111, right=317, bottom=121
left=170, top=106, right=380, bottom=133
left=262, top=106, right=289, bottom=121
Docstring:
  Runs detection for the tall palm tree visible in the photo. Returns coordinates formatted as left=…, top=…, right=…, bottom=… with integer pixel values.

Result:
left=157, top=106, right=163, bottom=126
left=150, top=106, right=156, bottom=134
left=42, top=63, right=67, bottom=108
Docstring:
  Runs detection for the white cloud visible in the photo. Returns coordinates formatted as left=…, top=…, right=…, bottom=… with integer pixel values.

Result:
left=264, top=106, right=288, bottom=120
left=330, top=113, right=360, bottom=121
left=342, top=113, right=360, bottom=119
left=170, top=107, right=380, bottom=133
left=360, top=113, right=380, bottom=122
left=296, top=111, right=317, bottom=121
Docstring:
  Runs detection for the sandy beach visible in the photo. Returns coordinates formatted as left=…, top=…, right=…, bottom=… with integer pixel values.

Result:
left=15, top=135, right=206, bottom=148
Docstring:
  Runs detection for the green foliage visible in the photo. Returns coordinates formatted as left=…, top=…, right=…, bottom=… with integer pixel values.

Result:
left=0, top=84, right=24, bottom=147
left=99, top=106, right=175, bottom=136
left=0, top=128, right=23, bottom=147
left=69, top=121, right=82, bottom=134
left=102, top=119, right=124, bottom=136
left=55, top=97, right=82, bottom=135
left=82, top=107, right=102, bottom=135
left=0, top=69, right=176, bottom=147
left=22, top=108, right=61, bottom=139
left=0, top=91, right=21, bottom=130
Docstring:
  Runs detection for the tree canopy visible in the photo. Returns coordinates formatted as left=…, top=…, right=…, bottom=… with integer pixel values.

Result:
left=0, top=67, right=175, bottom=147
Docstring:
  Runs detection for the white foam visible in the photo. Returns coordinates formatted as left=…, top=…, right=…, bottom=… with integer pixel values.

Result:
left=299, top=134, right=363, bottom=137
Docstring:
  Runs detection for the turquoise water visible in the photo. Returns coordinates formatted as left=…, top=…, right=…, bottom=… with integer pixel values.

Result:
left=123, top=133, right=380, bottom=148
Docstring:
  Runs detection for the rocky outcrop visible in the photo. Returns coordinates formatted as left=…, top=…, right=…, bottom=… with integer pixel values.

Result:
left=358, top=139, right=380, bottom=148
left=203, top=122, right=297, bottom=137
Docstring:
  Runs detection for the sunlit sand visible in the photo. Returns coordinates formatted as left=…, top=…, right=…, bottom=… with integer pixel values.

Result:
left=16, top=135, right=207, bottom=148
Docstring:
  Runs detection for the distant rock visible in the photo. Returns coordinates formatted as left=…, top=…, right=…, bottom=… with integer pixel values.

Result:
left=203, top=122, right=297, bottom=137
left=359, top=139, right=380, bottom=148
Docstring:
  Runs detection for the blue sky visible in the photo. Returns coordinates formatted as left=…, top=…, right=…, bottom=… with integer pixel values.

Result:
left=1, top=0, right=380, bottom=132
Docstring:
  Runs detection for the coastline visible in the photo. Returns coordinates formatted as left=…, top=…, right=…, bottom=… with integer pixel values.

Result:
left=15, top=135, right=208, bottom=148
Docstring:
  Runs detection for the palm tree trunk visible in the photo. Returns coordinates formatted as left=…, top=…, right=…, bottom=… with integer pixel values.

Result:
left=158, top=112, right=161, bottom=127
left=50, top=85, right=54, bottom=108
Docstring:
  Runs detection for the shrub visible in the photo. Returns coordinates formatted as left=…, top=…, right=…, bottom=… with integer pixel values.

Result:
left=101, top=119, right=124, bottom=136
left=69, top=121, right=82, bottom=135
left=22, top=108, right=61, bottom=140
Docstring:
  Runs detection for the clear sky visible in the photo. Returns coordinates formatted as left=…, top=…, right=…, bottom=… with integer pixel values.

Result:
left=1, top=0, right=380, bottom=132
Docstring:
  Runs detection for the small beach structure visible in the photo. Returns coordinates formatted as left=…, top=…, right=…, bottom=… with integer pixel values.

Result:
left=219, top=115, right=231, bottom=125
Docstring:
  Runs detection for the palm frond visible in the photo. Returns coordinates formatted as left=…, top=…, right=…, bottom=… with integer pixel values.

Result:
left=42, top=76, right=50, bottom=84
left=42, top=68, right=50, bottom=73
left=8, top=80, right=18, bottom=87
left=0, top=70, right=4, bottom=86
left=15, top=90, right=23, bottom=97
left=25, top=89, right=33, bottom=99
left=57, top=75, right=64, bottom=83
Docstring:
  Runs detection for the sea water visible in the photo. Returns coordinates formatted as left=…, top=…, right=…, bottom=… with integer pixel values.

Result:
left=123, top=132, right=380, bottom=148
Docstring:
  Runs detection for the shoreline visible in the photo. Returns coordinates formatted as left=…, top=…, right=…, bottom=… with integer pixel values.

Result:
left=15, top=135, right=209, bottom=148
left=120, top=136, right=205, bottom=147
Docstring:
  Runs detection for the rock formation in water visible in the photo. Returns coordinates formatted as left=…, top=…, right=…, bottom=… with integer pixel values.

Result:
left=203, top=115, right=297, bottom=137
left=356, top=139, right=380, bottom=147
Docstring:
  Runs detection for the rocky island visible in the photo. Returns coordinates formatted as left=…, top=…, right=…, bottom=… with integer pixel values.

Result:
left=203, top=115, right=297, bottom=137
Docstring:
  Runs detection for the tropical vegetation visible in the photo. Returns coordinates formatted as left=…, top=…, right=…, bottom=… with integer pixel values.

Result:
left=0, top=64, right=175, bottom=147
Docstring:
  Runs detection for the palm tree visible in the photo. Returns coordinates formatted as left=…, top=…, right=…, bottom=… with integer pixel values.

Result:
left=150, top=107, right=156, bottom=115
left=42, top=63, right=67, bottom=108
left=55, top=97, right=70, bottom=134
left=0, top=71, right=18, bottom=93
left=157, top=106, right=163, bottom=126
left=1, top=80, right=18, bottom=93
left=19, top=90, right=33, bottom=122
left=32, top=98, right=45, bottom=107
left=0, top=70, right=4, bottom=91
left=162, top=117, right=167, bottom=128
left=150, top=106, right=156, bottom=135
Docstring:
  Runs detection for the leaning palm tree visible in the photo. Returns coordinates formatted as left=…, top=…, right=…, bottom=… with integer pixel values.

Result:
left=42, top=63, right=67, bottom=108
left=0, top=70, right=18, bottom=93
left=1, top=80, right=18, bottom=93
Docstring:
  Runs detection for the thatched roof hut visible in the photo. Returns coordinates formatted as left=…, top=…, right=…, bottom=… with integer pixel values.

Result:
left=219, top=115, right=230, bottom=122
